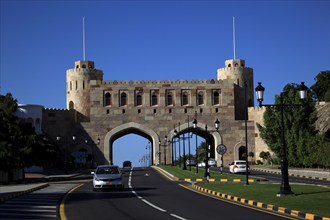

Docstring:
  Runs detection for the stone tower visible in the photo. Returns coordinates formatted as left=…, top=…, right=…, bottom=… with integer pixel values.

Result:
left=66, top=60, right=103, bottom=119
left=217, top=59, right=254, bottom=119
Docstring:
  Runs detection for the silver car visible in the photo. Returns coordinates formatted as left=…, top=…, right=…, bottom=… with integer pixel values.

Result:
left=91, top=165, right=124, bottom=191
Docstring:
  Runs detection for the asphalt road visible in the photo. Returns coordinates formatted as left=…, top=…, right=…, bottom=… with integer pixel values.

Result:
left=63, top=167, right=290, bottom=220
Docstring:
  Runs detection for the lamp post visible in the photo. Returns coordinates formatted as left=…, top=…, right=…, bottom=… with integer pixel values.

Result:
left=255, top=82, right=308, bottom=195
left=174, top=129, right=187, bottom=170
left=187, top=116, right=191, bottom=171
left=56, top=134, right=76, bottom=174
left=244, top=80, right=249, bottom=185
left=204, top=125, right=209, bottom=178
left=193, top=116, right=198, bottom=173
left=192, top=119, right=220, bottom=179
left=146, top=142, right=151, bottom=166
left=164, top=136, right=167, bottom=165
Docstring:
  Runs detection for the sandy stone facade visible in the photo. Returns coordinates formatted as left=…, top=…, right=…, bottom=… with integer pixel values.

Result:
left=42, top=58, right=263, bottom=167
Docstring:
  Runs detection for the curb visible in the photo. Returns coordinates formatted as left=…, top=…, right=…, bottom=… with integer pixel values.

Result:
left=178, top=178, right=263, bottom=183
left=192, top=184, right=330, bottom=220
left=0, top=183, right=50, bottom=203
left=252, top=169, right=330, bottom=182
left=152, top=166, right=264, bottom=183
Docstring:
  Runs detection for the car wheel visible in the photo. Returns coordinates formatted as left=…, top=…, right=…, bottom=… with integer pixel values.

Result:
left=93, top=188, right=96, bottom=192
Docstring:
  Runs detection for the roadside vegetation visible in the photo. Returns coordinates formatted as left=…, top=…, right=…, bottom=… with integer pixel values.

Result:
left=0, top=93, right=58, bottom=180
left=258, top=71, right=330, bottom=168
left=159, top=165, right=330, bottom=218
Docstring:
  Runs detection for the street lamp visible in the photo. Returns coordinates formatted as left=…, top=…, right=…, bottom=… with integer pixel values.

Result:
left=214, top=119, right=220, bottom=132
left=164, top=136, right=167, bottom=165
left=146, top=142, right=151, bottom=166
left=174, top=129, right=187, bottom=170
left=56, top=134, right=76, bottom=174
left=192, top=116, right=199, bottom=173
left=192, top=118, right=220, bottom=179
left=244, top=80, right=249, bottom=185
left=255, top=81, right=308, bottom=195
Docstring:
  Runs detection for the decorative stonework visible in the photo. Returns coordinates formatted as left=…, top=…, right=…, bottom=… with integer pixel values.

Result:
left=43, top=58, right=258, bottom=167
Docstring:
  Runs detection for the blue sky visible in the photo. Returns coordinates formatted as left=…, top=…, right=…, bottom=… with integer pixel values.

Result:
left=1, top=0, right=329, bottom=167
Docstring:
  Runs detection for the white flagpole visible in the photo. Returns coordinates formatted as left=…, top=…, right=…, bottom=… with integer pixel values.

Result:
left=233, top=16, right=236, bottom=60
left=83, top=17, right=86, bottom=61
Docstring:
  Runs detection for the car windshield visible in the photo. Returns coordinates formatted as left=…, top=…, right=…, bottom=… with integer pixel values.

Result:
left=96, top=167, right=119, bottom=174
left=236, top=162, right=246, bottom=165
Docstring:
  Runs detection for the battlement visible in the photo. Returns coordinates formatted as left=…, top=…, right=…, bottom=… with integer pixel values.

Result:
left=248, top=106, right=266, bottom=112
left=217, top=66, right=253, bottom=72
left=44, top=108, right=70, bottom=111
left=101, top=79, right=224, bottom=86
left=67, top=68, right=103, bottom=74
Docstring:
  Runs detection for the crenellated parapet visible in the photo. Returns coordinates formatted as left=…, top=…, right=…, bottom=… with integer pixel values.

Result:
left=101, top=79, right=225, bottom=86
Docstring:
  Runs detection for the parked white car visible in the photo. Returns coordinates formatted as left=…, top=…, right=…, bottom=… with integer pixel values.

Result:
left=208, top=158, right=217, bottom=167
left=229, top=160, right=249, bottom=174
left=197, top=158, right=217, bottom=167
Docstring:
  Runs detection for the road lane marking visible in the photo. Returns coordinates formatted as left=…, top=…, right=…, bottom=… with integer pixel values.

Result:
left=170, top=213, right=188, bottom=220
left=129, top=168, right=187, bottom=220
left=141, top=199, right=166, bottom=212
left=59, top=184, right=84, bottom=220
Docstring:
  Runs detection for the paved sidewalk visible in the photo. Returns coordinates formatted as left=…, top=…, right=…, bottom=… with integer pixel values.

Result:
left=252, top=167, right=330, bottom=181
left=0, top=171, right=83, bottom=203
left=0, top=183, right=50, bottom=202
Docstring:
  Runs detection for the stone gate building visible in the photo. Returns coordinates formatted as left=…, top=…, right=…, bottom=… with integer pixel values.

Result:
left=42, top=58, right=266, bottom=167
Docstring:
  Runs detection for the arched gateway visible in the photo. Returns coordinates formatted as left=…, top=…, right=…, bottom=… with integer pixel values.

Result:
left=42, top=58, right=257, bottom=167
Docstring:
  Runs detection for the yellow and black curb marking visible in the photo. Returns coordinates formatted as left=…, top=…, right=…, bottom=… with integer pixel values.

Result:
left=193, top=184, right=330, bottom=220
left=178, top=178, right=262, bottom=183
left=0, top=183, right=50, bottom=203
left=252, top=169, right=330, bottom=182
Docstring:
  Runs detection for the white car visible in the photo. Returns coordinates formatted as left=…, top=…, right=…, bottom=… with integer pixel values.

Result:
left=208, top=158, right=217, bottom=167
left=91, top=165, right=124, bottom=191
left=229, top=160, right=250, bottom=174
left=197, top=158, right=217, bottom=167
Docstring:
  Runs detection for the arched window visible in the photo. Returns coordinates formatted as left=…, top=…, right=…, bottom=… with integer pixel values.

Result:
left=70, top=82, right=72, bottom=91
left=76, top=80, right=78, bottom=90
left=83, top=80, right=85, bottom=90
left=151, top=91, right=158, bottom=106
left=69, top=101, right=74, bottom=110
left=238, top=146, right=246, bottom=160
left=166, top=92, right=173, bottom=106
left=136, top=93, right=142, bottom=106
left=197, top=91, right=204, bottom=105
left=82, top=64, right=86, bottom=68
left=213, top=91, right=220, bottom=105
left=182, top=91, right=188, bottom=106
left=104, top=92, right=111, bottom=106
left=120, top=92, right=127, bottom=106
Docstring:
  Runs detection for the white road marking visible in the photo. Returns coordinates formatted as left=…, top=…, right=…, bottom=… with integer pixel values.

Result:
left=128, top=168, right=187, bottom=220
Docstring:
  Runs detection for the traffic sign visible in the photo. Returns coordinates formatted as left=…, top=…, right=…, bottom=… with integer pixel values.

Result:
left=216, top=144, right=227, bottom=155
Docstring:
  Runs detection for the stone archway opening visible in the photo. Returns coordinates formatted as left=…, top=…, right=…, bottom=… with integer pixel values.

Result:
left=112, top=133, right=153, bottom=167
left=170, top=123, right=222, bottom=167
left=238, top=146, right=246, bottom=160
left=104, top=122, right=159, bottom=166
